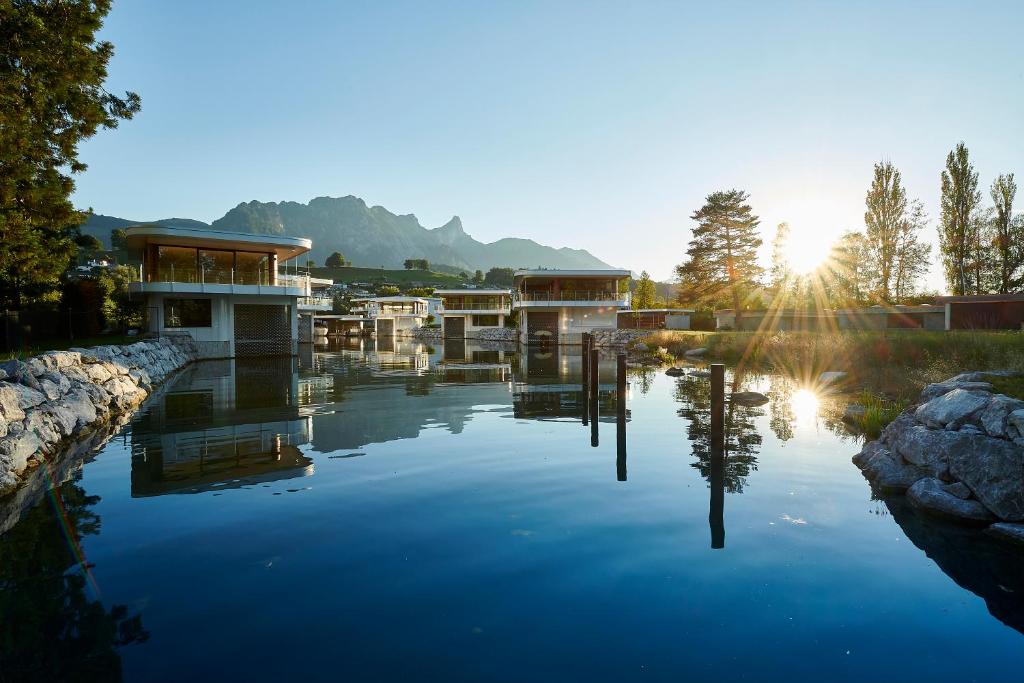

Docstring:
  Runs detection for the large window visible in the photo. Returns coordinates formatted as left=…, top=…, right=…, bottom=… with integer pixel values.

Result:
left=198, top=249, right=234, bottom=284
left=235, top=251, right=270, bottom=285
left=472, top=314, right=499, bottom=326
left=164, top=298, right=212, bottom=328
left=156, top=246, right=198, bottom=283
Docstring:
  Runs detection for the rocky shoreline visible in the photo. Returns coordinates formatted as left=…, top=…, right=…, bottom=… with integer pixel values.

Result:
left=853, top=370, right=1024, bottom=542
left=0, top=337, right=198, bottom=495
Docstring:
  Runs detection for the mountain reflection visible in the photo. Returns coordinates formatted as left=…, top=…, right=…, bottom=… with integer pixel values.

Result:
left=0, top=480, right=147, bottom=681
left=673, top=371, right=763, bottom=493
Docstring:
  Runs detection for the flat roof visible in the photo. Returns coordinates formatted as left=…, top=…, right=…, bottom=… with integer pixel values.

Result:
left=514, top=269, right=631, bottom=279
left=125, top=225, right=311, bottom=259
left=619, top=308, right=695, bottom=314
left=434, top=289, right=511, bottom=295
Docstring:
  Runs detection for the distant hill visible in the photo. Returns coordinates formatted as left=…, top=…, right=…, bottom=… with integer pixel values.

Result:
left=81, top=195, right=616, bottom=272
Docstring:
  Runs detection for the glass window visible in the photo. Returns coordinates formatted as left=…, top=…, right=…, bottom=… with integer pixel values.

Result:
left=155, top=246, right=198, bottom=283
left=472, top=314, right=499, bottom=326
left=164, top=298, right=212, bottom=328
left=235, top=252, right=270, bottom=285
left=198, top=249, right=234, bottom=284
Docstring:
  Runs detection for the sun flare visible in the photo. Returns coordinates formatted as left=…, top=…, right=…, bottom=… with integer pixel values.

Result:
left=785, top=242, right=830, bottom=275
left=789, top=389, right=820, bottom=424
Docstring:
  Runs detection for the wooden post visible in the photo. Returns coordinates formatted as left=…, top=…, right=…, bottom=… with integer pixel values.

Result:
left=616, top=352, right=627, bottom=481
left=590, top=347, right=599, bottom=447
left=710, top=363, right=725, bottom=549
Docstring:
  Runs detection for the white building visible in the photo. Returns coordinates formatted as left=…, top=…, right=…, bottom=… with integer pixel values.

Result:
left=126, top=226, right=318, bottom=358
left=353, top=296, right=429, bottom=336
left=512, top=269, right=631, bottom=344
left=434, top=289, right=511, bottom=338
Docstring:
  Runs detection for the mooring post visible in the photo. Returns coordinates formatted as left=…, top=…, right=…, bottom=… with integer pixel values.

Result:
left=590, top=346, right=600, bottom=447
left=616, top=352, right=627, bottom=481
left=581, top=333, right=590, bottom=425
left=710, top=363, right=725, bottom=549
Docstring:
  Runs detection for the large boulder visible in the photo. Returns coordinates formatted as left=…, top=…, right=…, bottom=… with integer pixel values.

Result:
left=915, top=388, right=990, bottom=429
left=8, top=383, right=47, bottom=411
left=0, top=385, right=26, bottom=423
left=890, top=424, right=969, bottom=480
left=853, top=441, right=928, bottom=493
left=948, top=434, right=1024, bottom=521
left=985, top=523, right=1024, bottom=547
left=907, top=478, right=995, bottom=524
left=0, top=360, right=42, bottom=390
left=920, top=381, right=993, bottom=402
left=979, top=395, right=1024, bottom=438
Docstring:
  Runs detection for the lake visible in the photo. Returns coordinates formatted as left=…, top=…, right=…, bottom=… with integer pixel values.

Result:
left=2, top=338, right=1023, bottom=681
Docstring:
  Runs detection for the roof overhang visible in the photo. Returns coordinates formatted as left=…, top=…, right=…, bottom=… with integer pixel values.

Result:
left=125, top=225, right=311, bottom=260
left=514, top=269, right=631, bottom=281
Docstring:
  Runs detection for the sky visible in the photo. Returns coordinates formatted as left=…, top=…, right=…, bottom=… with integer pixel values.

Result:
left=73, top=0, right=1024, bottom=290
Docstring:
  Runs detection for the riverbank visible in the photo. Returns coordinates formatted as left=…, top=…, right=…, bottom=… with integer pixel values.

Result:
left=0, top=337, right=198, bottom=495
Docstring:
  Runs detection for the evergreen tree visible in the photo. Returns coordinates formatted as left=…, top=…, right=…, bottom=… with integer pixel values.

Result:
left=864, top=161, right=908, bottom=302
left=633, top=271, right=657, bottom=310
left=0, top=0, right=140, bottom=309
left=939, top=142, right=981, bottom=295
left=675, top=190, right=763, bottom=326
left=473, top=269, right=484, bottom=284
left=990, top=174, right=1021, bottom=293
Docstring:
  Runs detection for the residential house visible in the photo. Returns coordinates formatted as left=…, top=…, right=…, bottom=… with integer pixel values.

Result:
left=434, top=289, right=511, bottom=338
left=512, top=269, right=631, bottom=344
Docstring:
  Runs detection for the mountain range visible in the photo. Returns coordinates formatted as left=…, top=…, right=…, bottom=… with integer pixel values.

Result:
left=81, top=195, right=615, bottom=272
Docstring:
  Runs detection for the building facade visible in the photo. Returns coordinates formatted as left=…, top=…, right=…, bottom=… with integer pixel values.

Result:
left=127, top=226, right=318, bottom=358
left=353, top=296, right=429, bottom=336
left=435, top=289, right=511, bottom=338
left=512, top=269, right=631, bottom=344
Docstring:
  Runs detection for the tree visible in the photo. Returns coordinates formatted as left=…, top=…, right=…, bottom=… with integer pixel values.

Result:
left=378, top=284, right=400, bottom=296
left=769, top=222, right=793, bottom=296
left=891, top=201, right=932, bottom=303
left=110, top=227, right=129, bottom=261
left=326, top=252, right=347, bottom=268
left=939, top=142, right=982, bottom=295
left=484, top=267, right=515, bottom=287
left=820, top=230, right=873, bottom=306
left=675, top=190, right=763, bottom=327
left=864, top=161, right=908, bottom=302
left=473, top=269, right=484, bottom=284
left=0, top=0, right=140, bottom=310
left=633, top=271, right=657, bottom=310
left=74, top=233, right=104, bottom=262
left=990, top=174, right=1021, bottom=293
left=404, top=258, right=429, bottom=270
left=97, top=265, right=142, bottom=330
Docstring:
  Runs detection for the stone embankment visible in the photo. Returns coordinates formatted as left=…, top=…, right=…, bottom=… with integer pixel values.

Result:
left=853, top=370, right=1024, bottom=542
left=410, top=327, right=517, bottom=343
left=0, top=337, right=198, bottom=495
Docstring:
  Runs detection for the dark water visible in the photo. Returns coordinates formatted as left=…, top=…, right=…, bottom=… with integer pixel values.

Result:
left=2, top=338, right=1023, bottom=682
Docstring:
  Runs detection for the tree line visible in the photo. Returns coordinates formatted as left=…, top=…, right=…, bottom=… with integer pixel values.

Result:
left=676, top=142, right=1022, bottom=320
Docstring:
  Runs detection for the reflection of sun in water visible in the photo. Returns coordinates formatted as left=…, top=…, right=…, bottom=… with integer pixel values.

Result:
left=790, top=389, right=819, bottom=425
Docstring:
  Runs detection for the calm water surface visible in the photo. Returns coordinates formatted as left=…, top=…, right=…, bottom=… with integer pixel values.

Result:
left=2, top=338, right=1023, bottom=681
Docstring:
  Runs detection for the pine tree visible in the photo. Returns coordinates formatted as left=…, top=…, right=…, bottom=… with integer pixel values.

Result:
left=864, top=161, right=908, bottom=302
left=676, top=190, right=763, bottom=327
left=939, top=143, right=982, bottom=296
left=0, top=0, right=140, bottom=309
left=633, top=271, right=657, bottom=310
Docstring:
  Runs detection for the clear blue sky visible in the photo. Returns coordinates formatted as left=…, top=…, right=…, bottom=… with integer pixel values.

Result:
left=74, top=0, right=1024, bottom=290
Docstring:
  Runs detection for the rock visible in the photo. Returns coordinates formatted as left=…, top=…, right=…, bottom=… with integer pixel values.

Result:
left=690, top=369, right=711, bottom=378
left=23, top=409, right=60, bottom=447
left=43, top=402, right=79, bottom=438
left=879, top=412, right=917, bottom=448
left=890, top=424, right=968, bottom=480
left=683, top=347, right=707, bottom=357
left=85, top=363, right=113, bottom=383
left=979, top=395, right=1024, bottom=438
left=959, top=424, right=981, bottom=435
left=947, top=370, right=1021, bottom=383
left=632, top=343, right=649, bottom=352
left=665, top=367, right=685, bottom=377
left=40, top=350, right=81, bottom=368
left=730, top=391, right=769, bottom=406
left=8, top=383, right=47, bottom=411
left=41, top=370, right=71, bottom=396
left=948, top=434, right=1024, bottom=521
left=0, top=430, right=43, bottom=476
left=0, top=360, right=42, bottom=390
left=0, top=385, right=26, bottom=423
left=59, top=388, right=98, bottom=429
left=1009, top=410, right=1024, bottom=439
left=915, top=388, right=990, bottom=429
left=38, top=378, right=61, bottom=401
left=907, top=478, right=995, bottom=524
left=920, top=381, right=993, bottom=402
left=985, top=522, right=1024, bottom=547
left=843, top=404, right=866, bottom=423
left=853, top=441, right=928, bottom=493
left=818, top=371, right=847, bottom=385
left=943, top=481, right=972, bottom=499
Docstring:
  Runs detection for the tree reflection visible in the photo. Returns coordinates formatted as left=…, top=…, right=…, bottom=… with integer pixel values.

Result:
left=768, top=375, right=796, bottom=442
left=0, top=479, right=148, bottom=681
left=674, top=374, right=763, bottom=493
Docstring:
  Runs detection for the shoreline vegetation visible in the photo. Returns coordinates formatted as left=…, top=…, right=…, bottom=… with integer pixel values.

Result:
left=640, top=329, right=1024, bottom=436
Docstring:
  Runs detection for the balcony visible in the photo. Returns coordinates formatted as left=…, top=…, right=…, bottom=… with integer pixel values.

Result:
left=297, top=294, right=334, bottom=311
left=513, top=290, right=630, bottom=308
left=130, top=264, right=312, bottom=297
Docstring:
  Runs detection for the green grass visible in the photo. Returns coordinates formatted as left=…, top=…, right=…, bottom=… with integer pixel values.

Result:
left=848, top=391, right=908, bottom=438
left=3, top=334, right=139, bottom=361
left=988, top=374, right=1024, bottom=400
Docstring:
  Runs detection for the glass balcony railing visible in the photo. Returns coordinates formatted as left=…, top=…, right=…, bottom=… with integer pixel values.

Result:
left=515, top=291, right=630, bottom=303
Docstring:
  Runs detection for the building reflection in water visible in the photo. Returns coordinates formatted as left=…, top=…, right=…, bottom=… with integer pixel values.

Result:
left=130, top=358, right=313, bottom=497
left=512, top=344, right=621, bottom=422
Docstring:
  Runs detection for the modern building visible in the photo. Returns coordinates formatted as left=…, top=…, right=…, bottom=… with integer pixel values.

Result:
left=434, top=289, right=511, bottom=338
left=353, top=296, right=429, bottom=336
left=935, top=294, right=1024, bottom=330
left=617, top=308, right=694, bottom=330
left=512, top=269, right=631, bottom=344
left=126, top=225, right=317, bottom=358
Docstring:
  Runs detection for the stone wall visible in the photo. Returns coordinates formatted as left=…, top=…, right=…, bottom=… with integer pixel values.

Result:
left=590, top=328, right=649, bottom=347
left=853, top=370, right=1024, bottom=536
left=0, top=337, right=198, bottom=495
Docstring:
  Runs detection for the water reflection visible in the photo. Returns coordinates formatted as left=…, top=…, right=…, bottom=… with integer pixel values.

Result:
left=0, top=479, right=147, bottom=680
left=130, top=359, right=313, bottom=496
left=513, top=344, right=620, bottom=421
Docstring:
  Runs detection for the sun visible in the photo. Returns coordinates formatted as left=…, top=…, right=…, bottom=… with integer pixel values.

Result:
left=786, top=241, right=831, bottom=275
